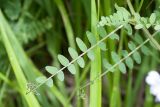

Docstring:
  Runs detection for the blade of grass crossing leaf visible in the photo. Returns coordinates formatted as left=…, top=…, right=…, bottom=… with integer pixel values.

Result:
left=90, top=0, right=101, bottom=107
left=0, top=10, right=40, bottom=107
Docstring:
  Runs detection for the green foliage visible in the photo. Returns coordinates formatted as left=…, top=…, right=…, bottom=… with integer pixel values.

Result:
left=57, top=71, right=64, bottom=81
left=1, top=1, right=160, bottom=107
left=110, top=33, right=119, bottom=40
left=67, top=64, right=76, bottom=74
left=122, top=50, right=134, bottom=69
left=36, top=76, right=47, bottom=84
left=86, top=31, right=97, bottom=45
left=58, top=55, right=69, bottom=66
left=45, top=66, right=58, bottom=75
left=76, top=38, right=88, bottom=52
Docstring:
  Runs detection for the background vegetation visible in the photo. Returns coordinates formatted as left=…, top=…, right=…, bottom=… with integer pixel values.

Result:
left=0, top=0, right=160, bottom=107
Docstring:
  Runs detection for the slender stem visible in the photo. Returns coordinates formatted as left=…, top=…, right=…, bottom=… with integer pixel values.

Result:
left=137, top=0, right=144, bottom=12
left=127, top=0, right=136, bottom=15
left=26, top=25, right=123, bottom=95
left=127, top=0, right=160, bottom=51
left=79, top=30, right=160, bottom=90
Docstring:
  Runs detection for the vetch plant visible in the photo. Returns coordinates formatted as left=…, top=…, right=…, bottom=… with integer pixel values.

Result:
left=26, top=2, right=160, bottom=99
left=0, top=0, right=160, bottom=107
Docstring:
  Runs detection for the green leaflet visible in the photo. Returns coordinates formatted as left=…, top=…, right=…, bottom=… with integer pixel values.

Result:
left=67, top=64, right=76, bottom=74
left=45, top=66, right=58, bottom=75
left=118, top=62, right=126, bottom=74
left=124, top=24, right=132, bottom=36
left=58, top=54, right=69, bottom=66
left=36, top=76, right=47, bottom=83
left=86, top=31, right=97, bottom=45
left=114, top=4, right=131, bottom=21
left=3, top=0, right=21, bottom=21
left=76, top=37, right=88, bottom=52
left=125, top=57, right=134, bottom=69
left=87, top=50, right=95, bottom=61
left=149, top=13, right=156, bottom=24
left=110, top=33, right=119, bottom=41
left=103, top=59, right=114, bottom=72
left=134, top=33, right=143, bottom=44
left=77, top=58, right=85, bottom=68
left=98, top=42, right=107, bottom=51
left=133, top=51, right=141, bottom=64
left=46, top=78, right=53, bottom=87
left=154, top=24, right=160, bottom=30
left=68, top=47, right=78, bottom=58
left=68, top=47, right=85, bottom=67
left=141, top=46, right=151, bottom=55
left=97, top=26, right=107, bottom=38
left=135, top=24, right=143, bottom=29
left=111, top=51, right=120, bottom=62
left=128, top=41, right=136, bottom=50
left=57, top=71, right=64, bottom=81
left=122, top=50, right=134, bottom=69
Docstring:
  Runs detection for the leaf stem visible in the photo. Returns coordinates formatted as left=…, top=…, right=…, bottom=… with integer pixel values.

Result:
left=79, top=30, right=160, bottom=91
left=26, top=25, right=123, bottom=95
left=127, top=0, right=160, bottom=51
